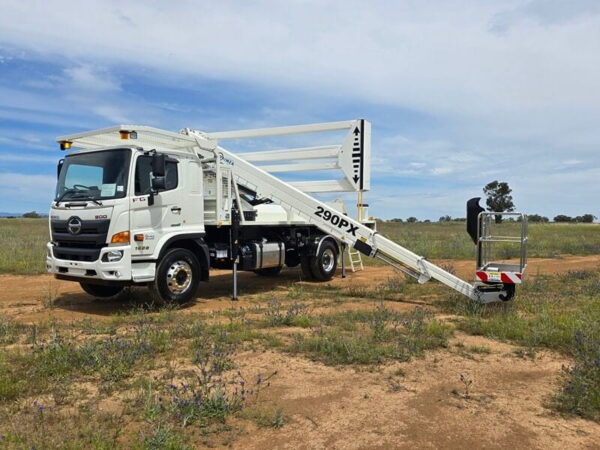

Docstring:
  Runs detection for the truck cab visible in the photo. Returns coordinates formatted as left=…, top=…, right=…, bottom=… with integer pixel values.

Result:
left=48, top=144, right=209, bottom=294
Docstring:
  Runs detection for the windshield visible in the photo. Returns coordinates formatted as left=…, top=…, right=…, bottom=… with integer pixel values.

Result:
left=55, top=149, right=131, bottom=202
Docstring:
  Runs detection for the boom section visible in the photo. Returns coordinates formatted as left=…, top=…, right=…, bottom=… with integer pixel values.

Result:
left=185, top=130, right=479, bottom=301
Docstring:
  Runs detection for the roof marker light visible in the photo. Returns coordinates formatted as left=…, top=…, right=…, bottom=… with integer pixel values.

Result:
left=119, top=130, right=137, bottom=140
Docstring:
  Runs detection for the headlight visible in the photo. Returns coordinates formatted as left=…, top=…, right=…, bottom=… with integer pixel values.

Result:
left=102, top=250, right=124, bottom=262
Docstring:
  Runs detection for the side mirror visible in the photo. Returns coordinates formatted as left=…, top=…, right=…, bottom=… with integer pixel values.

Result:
left=151, top=176, right=166, bottom=191
left=152, top=153, right=166, bottom=177
left=57, top=159, right=64, bottom=179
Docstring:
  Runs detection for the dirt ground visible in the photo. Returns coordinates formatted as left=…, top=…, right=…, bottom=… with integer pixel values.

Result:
left=1, top=255, right=600, bottom=449
left=3, top=255, right=600, bottom=324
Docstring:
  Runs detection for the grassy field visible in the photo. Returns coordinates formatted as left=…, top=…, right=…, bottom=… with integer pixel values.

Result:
left=0, top=219, right=48, bottom=274
left=0, top=290, right=455, bottom=447
left=1, top=218, right=599, bottom=275
left=0, top=217, right=599, bottom=447
left=0, top=268, right=598, bottom=447
left=377, top=220, right=600, bottom=259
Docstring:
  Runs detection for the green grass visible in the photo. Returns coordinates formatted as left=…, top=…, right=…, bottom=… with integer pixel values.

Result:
left=0, top=322, right=172, bottom=402
left=288, top=306, right=452, bottom=365
left=444, top=269, right=600, bottom=421
left=375, top=221, right=600, bottom=260
left=239, top=405, right=285, bottom=429
left=552, top=329, right=600, bottom=421
left=1, top=219, right=599, bottom=275
left=263, top=299, right=313, bottom=328
left=0, top=310, right=282, bottom=447
left=1, top=217, right=600, bottom=438
left=0, top=218, right=48, bottom=274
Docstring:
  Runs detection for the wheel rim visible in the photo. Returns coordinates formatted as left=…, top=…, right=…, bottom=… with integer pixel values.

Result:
left=166, top=260, right=192, bottom=294
left=321, top=248, right=335, bottom=273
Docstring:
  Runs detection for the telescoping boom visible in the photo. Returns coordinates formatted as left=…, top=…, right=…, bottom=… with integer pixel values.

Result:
left=53, top=119, right=527, bottom=303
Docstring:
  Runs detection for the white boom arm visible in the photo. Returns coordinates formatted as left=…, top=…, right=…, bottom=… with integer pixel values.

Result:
left=184, top=129, right=479, bottom=301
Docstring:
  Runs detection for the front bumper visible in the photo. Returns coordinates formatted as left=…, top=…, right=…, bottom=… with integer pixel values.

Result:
left=46, top=243, right=132, bottom=282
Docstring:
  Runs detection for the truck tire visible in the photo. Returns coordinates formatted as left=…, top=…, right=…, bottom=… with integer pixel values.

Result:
left=80, top=282, right=123, bottom=298
left=151, top=248, right=200, bottom=304
left=255, top=266, right=283, bottom=276
left=300, top=256, right=314, bottom=280
left=309, top=240, right=338, bottom=281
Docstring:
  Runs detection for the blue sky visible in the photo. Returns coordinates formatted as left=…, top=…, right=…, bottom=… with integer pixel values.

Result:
left=0, top=0, right=599, bottom=220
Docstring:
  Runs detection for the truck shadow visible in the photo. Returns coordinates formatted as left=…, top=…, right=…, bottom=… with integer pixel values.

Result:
left=50, top=267, right=316, bottom=317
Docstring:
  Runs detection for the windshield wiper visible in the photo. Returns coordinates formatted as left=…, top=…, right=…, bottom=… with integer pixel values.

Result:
left=55, top=190, right=103, bottom=207
left=55, top=188, right=77, bottom=206
left=69, top=193, right=103, bottom=206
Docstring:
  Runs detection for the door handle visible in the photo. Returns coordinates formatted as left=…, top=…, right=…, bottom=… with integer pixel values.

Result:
left=171, top=207, right=182, bottom=213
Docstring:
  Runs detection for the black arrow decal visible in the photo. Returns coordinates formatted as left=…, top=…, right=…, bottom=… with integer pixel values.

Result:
left=353, top=127, right=360, bottom=136
left=353, top=175, right=360, bottom=183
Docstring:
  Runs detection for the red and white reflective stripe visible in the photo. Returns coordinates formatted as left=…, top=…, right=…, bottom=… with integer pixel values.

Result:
left=476, top=271, right=522, bottom=284
left=501, top=272, right=522, bottom=284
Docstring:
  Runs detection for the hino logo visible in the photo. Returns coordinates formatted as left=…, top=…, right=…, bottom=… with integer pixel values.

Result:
left=67, top=216, right=82, bottom=235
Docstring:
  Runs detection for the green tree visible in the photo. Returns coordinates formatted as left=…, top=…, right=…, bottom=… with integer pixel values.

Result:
left=553, top=215, right=572, bottom=223
left=22, top=211, right=40, bottom=218
left=406, top=217, right=418, bottom=223
left=527, top=214, right=549, bottom=223
left=483, top=181, right=515, bottom=224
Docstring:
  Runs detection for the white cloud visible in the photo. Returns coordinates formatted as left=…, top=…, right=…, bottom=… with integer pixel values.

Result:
left=0, top=152, right=57, bottom=163
left=63, top=65, right=120, bottom=92
left=431, top=167, right=454, bottom=176
left=0, top=1, right=598, bottom=218
left=0, top=1, right=597, bottom=120
left=0, top=172, right=56, bottom=209
left=490, top=0, right=600, bottom=33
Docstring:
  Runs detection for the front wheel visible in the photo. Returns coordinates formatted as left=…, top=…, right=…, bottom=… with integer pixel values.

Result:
left=150, top=248, right=200, bottom=304
left=80, top=282, right=123, bottom=298
left=309, top=241, right=338, bottom=281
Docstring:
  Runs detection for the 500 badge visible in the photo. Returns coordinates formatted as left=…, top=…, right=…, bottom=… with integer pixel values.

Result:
left=314, top=206, right=359, bottom=236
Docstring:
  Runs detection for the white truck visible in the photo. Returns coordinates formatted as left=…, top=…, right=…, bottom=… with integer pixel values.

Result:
left=46, top=120, right=527, bottom=303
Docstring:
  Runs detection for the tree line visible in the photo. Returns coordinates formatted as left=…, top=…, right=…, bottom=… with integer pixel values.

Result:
left=384, top=215, right=596, bottom=223
left=384, top=180, right=596, bottom=224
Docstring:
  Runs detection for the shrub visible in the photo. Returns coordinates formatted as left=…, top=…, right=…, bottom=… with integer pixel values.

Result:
left=553, top=330, right=600, bottom=420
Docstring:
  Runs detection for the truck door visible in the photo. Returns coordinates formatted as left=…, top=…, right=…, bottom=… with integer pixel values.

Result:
left=130, top=154, right=182, bottom=257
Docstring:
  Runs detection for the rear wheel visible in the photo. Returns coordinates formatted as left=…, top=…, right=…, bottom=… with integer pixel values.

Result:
left=80, top=282, right=123, bottom=298
left=151, top=248, right=200, bottom=304
left=255, top=266, right=283, bottom=277
left=309, top=241, right=338, bottom=281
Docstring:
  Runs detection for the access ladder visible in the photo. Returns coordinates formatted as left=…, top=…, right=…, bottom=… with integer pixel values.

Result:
left=346, top=247, right=364, bottom=272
